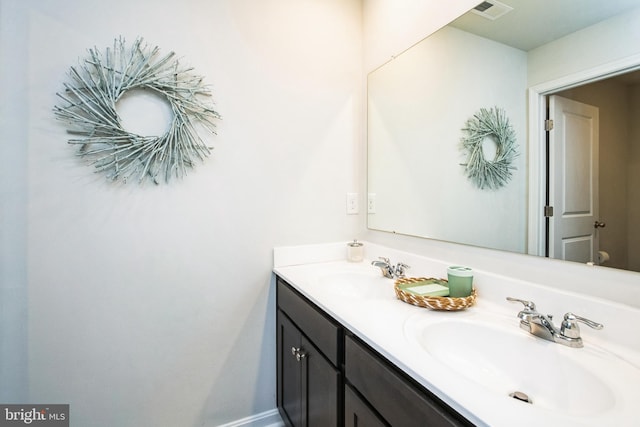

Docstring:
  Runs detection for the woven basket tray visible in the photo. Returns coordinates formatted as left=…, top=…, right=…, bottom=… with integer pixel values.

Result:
left=394, top=277, right=477, bottom=311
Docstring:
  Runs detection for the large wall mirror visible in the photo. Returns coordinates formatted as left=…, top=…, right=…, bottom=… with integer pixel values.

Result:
left=368, top=0, right=640, bottom=273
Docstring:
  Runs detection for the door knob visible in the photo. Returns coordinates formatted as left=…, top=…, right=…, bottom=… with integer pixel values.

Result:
left=594, top=221, right=606, bottom=228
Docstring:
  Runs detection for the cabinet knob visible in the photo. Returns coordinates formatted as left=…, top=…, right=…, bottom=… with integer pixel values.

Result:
left=291, top=347, right=307, bottom=362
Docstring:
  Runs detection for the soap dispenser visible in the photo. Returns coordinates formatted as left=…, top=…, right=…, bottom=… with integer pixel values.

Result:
left=347, top=240, right=364, bottom=262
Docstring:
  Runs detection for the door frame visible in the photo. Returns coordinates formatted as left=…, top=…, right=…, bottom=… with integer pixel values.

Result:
left=527, top=54, right=640, bottom=257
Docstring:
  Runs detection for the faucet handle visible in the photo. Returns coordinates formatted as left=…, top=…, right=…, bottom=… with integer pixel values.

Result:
left=560, top=312, right=603, bottom=338
left=506, top=297, right=537, bottom=311
left=507, top=297, right=538, bottom=323
left=394, top=262, right=410, bottom=278
left=378, top=256, right=390, bottom=264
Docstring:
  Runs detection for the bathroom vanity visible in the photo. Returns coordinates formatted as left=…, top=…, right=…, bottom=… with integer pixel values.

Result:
left=273, top=242, right=640, bottom=427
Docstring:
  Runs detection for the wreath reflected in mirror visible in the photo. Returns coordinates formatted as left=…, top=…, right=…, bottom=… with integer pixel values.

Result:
left=54, top=37, right=221, bottom=185
left=460, top=107, right=518, bottom=190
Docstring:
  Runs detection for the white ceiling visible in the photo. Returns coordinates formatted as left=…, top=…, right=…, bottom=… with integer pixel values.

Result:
left=450, top=0, right=640, bottom=52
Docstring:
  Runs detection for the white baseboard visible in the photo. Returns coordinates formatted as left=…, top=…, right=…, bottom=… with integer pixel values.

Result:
left=216, top=409, right=284, bottom=427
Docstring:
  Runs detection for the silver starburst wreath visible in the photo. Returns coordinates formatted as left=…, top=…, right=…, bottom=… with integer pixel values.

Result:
left=460, top=107, right=518, bottom=190
left=54, top=37, right=221, bottom=184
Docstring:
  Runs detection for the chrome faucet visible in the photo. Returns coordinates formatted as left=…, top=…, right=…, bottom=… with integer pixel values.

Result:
left=507, top=297, right=603, bottom=348
left=371, top=257, right=410, bottom=279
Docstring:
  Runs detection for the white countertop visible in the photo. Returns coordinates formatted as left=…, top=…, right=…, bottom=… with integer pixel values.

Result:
left=273, top=242, right=640, bottom=427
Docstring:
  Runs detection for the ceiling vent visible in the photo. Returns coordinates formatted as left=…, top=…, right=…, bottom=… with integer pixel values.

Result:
left=471, top=0, right=513, bottom=20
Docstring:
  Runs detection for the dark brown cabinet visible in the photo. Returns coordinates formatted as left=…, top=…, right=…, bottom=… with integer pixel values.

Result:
left=277, top=277, right=342, bottom=427
left=278, top=313, right=304, bottom=425
left=344, top=384, right=388, bottom=427
left=345, top=334, right=472, bottom=427
left=276, top=276, right=472, bottom=427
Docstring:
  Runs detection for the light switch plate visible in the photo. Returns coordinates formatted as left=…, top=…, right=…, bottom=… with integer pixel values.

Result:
left=346, top=193, right=358, bottom=214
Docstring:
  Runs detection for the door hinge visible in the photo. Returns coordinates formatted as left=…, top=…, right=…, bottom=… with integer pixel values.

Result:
left=544, top=206, right=554, bottom=217
left=545, top=119, right=554, bottom=131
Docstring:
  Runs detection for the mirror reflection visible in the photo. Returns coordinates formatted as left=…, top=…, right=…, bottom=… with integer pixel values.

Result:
left=367, top=0, right=640, bottom=272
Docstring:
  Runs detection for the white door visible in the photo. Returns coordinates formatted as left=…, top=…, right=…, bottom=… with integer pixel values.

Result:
left=548, top=95, right=601, bottom=264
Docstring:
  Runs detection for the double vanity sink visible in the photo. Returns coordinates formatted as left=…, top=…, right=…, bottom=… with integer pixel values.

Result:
left=274, top=245, right=640, bottom=426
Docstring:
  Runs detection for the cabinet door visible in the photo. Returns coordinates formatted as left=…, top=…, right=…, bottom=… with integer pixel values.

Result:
left=302, top=335, right=340, bottom=427
left=278, top=310, right=341, bottom=427
left=278, top=310, right=303, bottom=427
left=345, top=384, right=387, bottom=427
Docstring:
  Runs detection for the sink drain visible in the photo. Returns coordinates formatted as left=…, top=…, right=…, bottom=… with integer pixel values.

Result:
left=509, top=391, right=532, bottom=404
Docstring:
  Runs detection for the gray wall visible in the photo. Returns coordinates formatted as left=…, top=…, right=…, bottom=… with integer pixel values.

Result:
left=0, top=0, right=362, bottom=425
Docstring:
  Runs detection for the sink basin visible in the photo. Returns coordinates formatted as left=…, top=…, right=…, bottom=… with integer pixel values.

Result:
left=404, top=317, right=640, bottom=418
left=314, top=270, right=392, bottom=299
